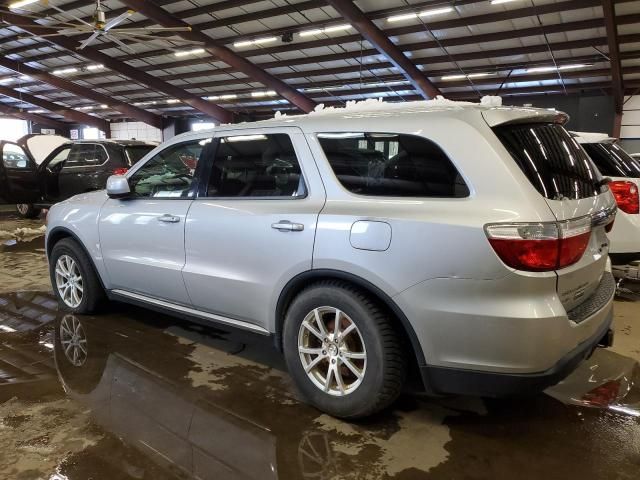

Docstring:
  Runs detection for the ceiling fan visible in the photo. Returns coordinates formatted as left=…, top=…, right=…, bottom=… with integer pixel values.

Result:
left=3, top=0, right=203, bottom=52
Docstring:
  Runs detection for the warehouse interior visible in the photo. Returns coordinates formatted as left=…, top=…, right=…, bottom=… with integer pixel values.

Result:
left=1, top=0, right=640, bottom=479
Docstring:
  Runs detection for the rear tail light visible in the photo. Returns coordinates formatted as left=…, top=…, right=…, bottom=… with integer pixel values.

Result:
left=113, top=167, right=128, bottom=176
left=485, top=217, right=591, bottom=272
left=609, top=181, right=639, bottom=214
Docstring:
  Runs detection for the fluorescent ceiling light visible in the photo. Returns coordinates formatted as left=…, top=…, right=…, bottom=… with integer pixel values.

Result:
left=9, top=0, right=38, bottom=9
left=86, top=64, right=104, bottom=71
left=220, top=94, right=237, bottom=100
left=0, top=78, right=13, bottom=84
left=174, top=48, right=205, bottom=57
left=251, top=90, right=277, bottom=97
left=441, top=72, right=492, bottom=80
left=526, top=63, right=590, bottom=73
left=28, top=109, right=46, bottom=114
left=490, top=0, right=519, bottom=4
left=233, top=37, right=277, bottom=48
left=388, top=6, right=453, bottom=22
left=53, top=67, right=78, bottom=75
left=166, top=99, right=181, bottom=104
left=300, top=24, right=352, bottom=37
left=100, top=104, right=108, bottom=108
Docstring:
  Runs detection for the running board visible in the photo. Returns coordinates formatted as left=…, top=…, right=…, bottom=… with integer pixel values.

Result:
left=110, top=289, right=270, bottom=335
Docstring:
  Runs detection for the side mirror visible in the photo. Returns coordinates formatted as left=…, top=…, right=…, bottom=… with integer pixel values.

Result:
left=106, top=175, right=131, bottom=199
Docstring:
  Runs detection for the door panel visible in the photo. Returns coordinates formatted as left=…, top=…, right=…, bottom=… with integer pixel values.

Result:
left=183, top=129, right=325, bottom=330
left=57, top=143, right=108, bottom=201
left=99, top=140, right=206, bottom=304
left=0, top=142, right=39, bottom=204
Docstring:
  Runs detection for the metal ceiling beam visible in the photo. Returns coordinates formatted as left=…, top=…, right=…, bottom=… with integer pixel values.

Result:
left=602, top=0, right=624, bottom=137
left=0, top=11, right=234, bottom=123
left=0, top=103, right=68, bottom=130
left=119, top=0, right=317, bottom=113
left=313, top=0, right=440, bottom=98
left=0, top=57, right=162, bottom=128
left=0, top=85, right=108, bottom=131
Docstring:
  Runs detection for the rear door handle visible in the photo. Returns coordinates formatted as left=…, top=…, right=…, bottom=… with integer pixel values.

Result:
left=271, top=220, right=304, bottom=232
left=158, top=214, right=180, bottom=223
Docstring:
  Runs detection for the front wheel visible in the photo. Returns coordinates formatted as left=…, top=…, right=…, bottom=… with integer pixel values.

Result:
left=16, top=203, right=41, bottom=219
left=283, top=281, right=406, bottom=419
left=49, top=238, right=105, bottom=314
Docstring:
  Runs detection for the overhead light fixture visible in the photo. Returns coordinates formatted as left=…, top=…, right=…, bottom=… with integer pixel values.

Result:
left=220, top=94, right=238, bottom=100
left=53, top=67, right=78, bottom=75
left=86, top=64, right=104, bottom=71
left=387, top=6, right=453, bottom=22
left=0, top=77, right=13, bottom=84
left=233, top=37, right=277, bottom=48
left=174, top=48, right=206, bottom=57
left=251, top=90, right=277, bottom=97
left=441, top=72, right=492, bottom=80
left=100, top=104, right=108, bottom=108
left=490, top=0, right=519, bottom=4
left=526, top=64, right=590, bottom=73
left=9, top=0, right=38, bottom=9
left=299, top=24, right=352, bottom=37
left=166, top=99, right=181, bottom=104
left=28, top=109, right=46, bottom=114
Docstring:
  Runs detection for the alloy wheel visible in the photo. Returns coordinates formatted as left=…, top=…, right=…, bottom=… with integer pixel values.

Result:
left=59, top=315, right=88, bottom=367
left=16, top=204, right=29, bottom=215
left=297, top=306, right=367, bottom=396
left=55, top=255, right=84, bottom=308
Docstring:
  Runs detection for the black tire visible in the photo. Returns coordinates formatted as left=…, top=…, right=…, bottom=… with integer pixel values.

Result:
left=49, top=238, right=105, bottom=314
left=283, top=281, right=406, bottom=419
left=16, top=203, right=41, bottom=219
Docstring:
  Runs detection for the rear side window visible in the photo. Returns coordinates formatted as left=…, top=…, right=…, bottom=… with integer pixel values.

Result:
left=65, top=144, right=108, bottom=168
left=493, top=123, right=602, bottom=200
left=317, top=133, right=469, bottom=197
left=207, top=134, right=306, bottom=198
left=582, top=143, right=640, bottom=178
left=124, top=145, right=154, bottom=166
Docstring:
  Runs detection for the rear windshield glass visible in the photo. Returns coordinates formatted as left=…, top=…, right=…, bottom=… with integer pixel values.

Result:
left=317, top=132, right=469, bottom=198
left=582, top=143, right=640, bottom=178
left=493, top=123, right=603, bottom=200
left=124, top=145, right=154, bottom=166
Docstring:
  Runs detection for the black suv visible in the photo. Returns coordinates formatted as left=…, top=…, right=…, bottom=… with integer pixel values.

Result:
left=0, top=134, right=155, bottom=218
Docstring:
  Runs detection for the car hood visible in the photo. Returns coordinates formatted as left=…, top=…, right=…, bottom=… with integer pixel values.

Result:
left=17, top=134, right=69, bottom=164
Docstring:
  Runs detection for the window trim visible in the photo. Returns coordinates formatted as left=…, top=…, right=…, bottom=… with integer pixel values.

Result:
left=314, top=131, right=470, bottom=200
left=62, top=143, right=110, bottom=170
left=124, top=139, right=206, bottom=201
left=196, top=132, right=309, bottom=201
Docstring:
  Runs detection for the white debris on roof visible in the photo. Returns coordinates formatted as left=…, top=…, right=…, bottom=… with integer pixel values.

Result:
left=571, top=131, right=615, bottom=143
left=480, top=96, right=503, bottom=107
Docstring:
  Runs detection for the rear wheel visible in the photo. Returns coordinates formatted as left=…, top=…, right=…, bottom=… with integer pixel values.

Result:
left=49, top=238, right=105, bottom=314
left=16, top=203, right=41, bottom=219
left=283, top=281, right=406, bottom=418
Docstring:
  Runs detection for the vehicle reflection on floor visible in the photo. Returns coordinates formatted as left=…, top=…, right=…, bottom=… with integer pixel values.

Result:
left=0, top=291, right=639, bottom=480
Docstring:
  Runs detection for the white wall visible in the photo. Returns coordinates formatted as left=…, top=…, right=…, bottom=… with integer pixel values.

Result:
left=110, top=121, right=162, bottom=142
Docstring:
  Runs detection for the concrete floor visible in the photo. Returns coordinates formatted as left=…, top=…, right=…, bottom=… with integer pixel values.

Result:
left=0, top=212, right=638, bottom=480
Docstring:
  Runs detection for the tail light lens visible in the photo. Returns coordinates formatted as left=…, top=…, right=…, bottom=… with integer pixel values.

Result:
left=609, top=181, right=639, bottom=214
left=113, top=167, right=128, bottom=176
left=485, top=217, right=591, bottom=272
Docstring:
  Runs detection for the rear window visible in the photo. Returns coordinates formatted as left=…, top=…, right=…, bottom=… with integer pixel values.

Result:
left=124, top=145, right=154, bottom=166
left=582, top=143, right=640, bottom=178
left=493, top=123, right=603, bottom=200
left=317, top=132, right=469, bottom=197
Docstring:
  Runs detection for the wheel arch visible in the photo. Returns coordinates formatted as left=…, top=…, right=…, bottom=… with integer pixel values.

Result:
left=275, top=269, right=427, bottom=378
left=46, top=226, right=107, bottom=291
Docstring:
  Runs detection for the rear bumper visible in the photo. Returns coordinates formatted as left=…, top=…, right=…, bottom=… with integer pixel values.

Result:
left=420, top=310, right=614, bottom=396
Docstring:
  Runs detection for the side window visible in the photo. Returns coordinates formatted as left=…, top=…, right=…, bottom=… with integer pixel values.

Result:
left=2, top=143, right=30, bottom=169
left=317, top=132, right=469, bottom=198
left=46, top=146, right=72, bottom=170
left=65, top=144, right=108, bottom=168
left=128, top=141, right=204, bottom=198
left=207, top=133, right=306, bottom=198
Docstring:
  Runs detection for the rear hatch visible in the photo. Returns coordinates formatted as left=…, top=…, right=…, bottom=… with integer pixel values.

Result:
left=488, top=117, right=615, bottom=313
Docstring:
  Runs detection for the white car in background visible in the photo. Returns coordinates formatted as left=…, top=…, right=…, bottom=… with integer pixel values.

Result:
left=573, top=132, right=640, bottom=265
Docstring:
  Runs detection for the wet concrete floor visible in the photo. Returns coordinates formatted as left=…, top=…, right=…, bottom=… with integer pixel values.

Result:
left=0, top=212, right=639, bottom=479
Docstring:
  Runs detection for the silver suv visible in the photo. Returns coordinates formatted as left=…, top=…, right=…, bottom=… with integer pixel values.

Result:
left=46, top=100, right=617, bottom=418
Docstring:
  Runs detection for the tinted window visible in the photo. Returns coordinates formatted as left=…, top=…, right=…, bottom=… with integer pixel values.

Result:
left=47, top=146, right=72, bottom=170
left=129, top=141, right=203, bottom=198
left=582, top=143, right=640, bottom=178
left=65, top=144, right=108, bottom=168
left=207, top=134, right=306, bottom=198
left=124, top=145, right=154, bottom=166
left=493, top=123, right=602, bottom=200
left=317, top=133, right=468, bottom=197
left=2, top=143, right=30, bottom=169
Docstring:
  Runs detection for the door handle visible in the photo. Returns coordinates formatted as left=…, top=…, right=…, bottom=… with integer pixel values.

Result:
left=158, top=214, right=180, bottom=223
left=271, top=220, right=304, bottom=232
